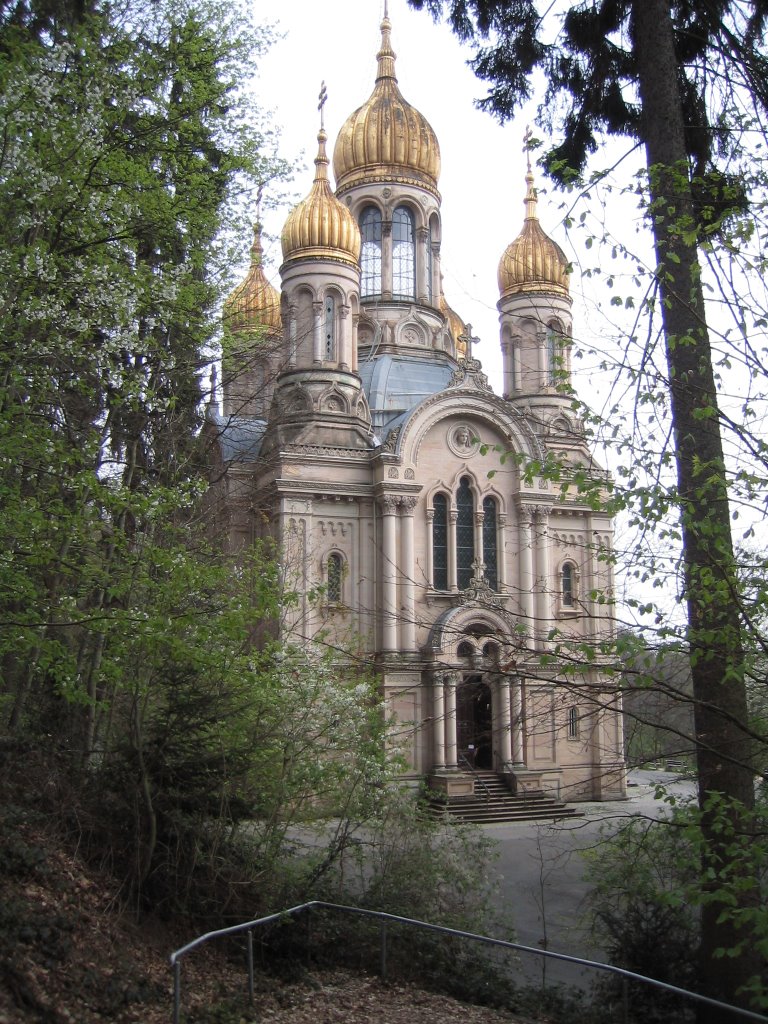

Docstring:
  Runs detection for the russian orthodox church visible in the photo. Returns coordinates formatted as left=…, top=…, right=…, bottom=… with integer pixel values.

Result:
left=207, top=9, right=626, bottom=804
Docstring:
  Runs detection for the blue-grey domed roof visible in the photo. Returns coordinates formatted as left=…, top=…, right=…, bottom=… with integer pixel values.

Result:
left=209, top=412, right=267, bottom=464
left=358, top=354, right=454, bottom=433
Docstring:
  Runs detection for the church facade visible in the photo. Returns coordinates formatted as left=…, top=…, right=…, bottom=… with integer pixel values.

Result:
left=209, top=11, right=626, bottom=804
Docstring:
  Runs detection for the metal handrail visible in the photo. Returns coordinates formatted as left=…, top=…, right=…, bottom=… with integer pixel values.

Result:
left=457, top=753, right=491, bottom=801
left=169, top=900, right=768, bottom=1024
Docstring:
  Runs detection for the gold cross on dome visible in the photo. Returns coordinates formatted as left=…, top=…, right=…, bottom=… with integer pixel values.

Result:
left=523, top=124, right=533, bottom=170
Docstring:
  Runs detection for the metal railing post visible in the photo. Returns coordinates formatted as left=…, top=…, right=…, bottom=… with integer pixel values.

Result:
left=246, top=930, right=254, bottom=1005
left=380, top=920, right=388, bottom=981
left=172, top=960, right=181, bottom=1024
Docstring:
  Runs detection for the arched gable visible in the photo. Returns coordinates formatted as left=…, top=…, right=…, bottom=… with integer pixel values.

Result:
left=394, top=391, right=544, bottom=467
left=425, top=605, right=516, bottom=660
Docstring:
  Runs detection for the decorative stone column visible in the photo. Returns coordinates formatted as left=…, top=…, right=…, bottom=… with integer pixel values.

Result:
left=474, top=508, right=484, bottom=568
left=432, top=673, right=445, bottom=770
left=288, top=306, right=297, bottom=367
left=312, top=300, right=323, bottom=364
left=431, top=241, right=441, bottom=307
left=448, top=508, right=458, bottom=591
left=380, top=496, right=399, bottom=651
left=444, top=671, right=459, bottom=769
left=511, top=675, right=524, bottom=765
left=513, top=337, right=522, bottom=392
left=426, top=506, right=434, bottom=587
left=498, top=512, right=508, bottom=588
left=381, top=218, right=393, bottom=299
left=535, top=507, right=552, bottom=650
left=416, top=225, right=430, bottom=302
left=400, top=497, right=417, bottom=651
left=536, top=326, right=548, bottom=389
left=498, top=673, right=513, bottom=768
left=518, top=503, right=536, bottom=642
left=351, top=313, right=360, bottom=372
left=339, top=304, right=350, bottom=370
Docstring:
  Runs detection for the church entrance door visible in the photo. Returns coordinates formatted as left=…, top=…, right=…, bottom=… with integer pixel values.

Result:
left=457, top=676, right=492, bottom=769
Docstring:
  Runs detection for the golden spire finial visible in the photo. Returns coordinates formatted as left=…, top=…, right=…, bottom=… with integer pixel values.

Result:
left=377, top=1, right=396, bottom=82
left=250, top=184, right=265, bottom=266
left=314, top=83, right=330, bottom=184
left=523, top=125, right=538, bottom=221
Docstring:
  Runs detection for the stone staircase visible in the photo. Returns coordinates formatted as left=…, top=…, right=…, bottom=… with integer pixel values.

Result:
left=427, top=771, right=581, bottom=825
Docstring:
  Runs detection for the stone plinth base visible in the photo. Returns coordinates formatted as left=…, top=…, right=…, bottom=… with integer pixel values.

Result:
left=504, top=769, right=544, bottom=795
left=429, top=771, right=475, bottom=800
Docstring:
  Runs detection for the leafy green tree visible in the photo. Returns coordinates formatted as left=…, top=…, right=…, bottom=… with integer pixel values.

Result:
left=410, top=0, right=768, bottom=1013
left=0, top=0, right=285, bottom=748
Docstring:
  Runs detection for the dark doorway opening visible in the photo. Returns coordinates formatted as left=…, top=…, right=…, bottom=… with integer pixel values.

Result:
left=457, top=675, right=492, bottom=769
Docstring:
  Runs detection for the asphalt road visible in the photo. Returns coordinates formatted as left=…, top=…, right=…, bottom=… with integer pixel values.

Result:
left=484, top=769, right=697, bottom=993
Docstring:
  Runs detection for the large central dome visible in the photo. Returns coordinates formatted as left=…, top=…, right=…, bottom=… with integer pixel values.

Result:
left=332, top=13, right=441, bottom=197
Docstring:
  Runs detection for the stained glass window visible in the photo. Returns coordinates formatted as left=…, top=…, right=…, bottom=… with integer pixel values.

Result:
left=327, top=553, right=343, bottom=604
left=432, top=493, right=448, bottom=590
left=568, top=705, right=579, bottom=738
left=482, top=496, right=498, bottom=590
left=456, top=476, right=474, bottom=589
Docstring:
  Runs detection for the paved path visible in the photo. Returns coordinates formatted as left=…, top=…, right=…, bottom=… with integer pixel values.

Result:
left=484, top=769, right=697, bottom=993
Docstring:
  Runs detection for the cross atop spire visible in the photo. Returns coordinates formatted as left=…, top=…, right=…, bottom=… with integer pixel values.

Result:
left=318, top=80, right=327, bottom=129
left=523, top=124, right=533, bottom=172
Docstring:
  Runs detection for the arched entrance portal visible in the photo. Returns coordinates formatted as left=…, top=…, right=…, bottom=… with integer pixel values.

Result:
left=457, top=676, right=493, bottom=769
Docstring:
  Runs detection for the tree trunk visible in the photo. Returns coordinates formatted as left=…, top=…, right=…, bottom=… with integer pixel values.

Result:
left=631, top=0, right=758, bottom=1016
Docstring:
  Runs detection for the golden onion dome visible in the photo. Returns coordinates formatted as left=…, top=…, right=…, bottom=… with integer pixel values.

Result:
left=332, top=12, right=441, bottom=196
left=224, top=224, right=281, bottom=333
left=281, top=127, right=361, bottom=267
left=498, top=165, right=570, bottom=298
left=438, top=286, right=468, bottom=357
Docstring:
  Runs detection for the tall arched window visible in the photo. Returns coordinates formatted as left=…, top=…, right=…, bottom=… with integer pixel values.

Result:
left=482, top=496, right=498, bottom=590
left=427, top=221, right=434, bottom=304
left=456, top=476, right=475, bottom=589
left=360, top=206, right=382, bottom=298
left=324, top=295, right=335, bottom=360
left=432, top=493, right=448, bottom=590
left=392, top=206, right=415, bottom=299
left=327, top=552, right=343, bottom=604
left=547, top=324, right=562, bottom=384
left=562, top=561, right=576, bottom=607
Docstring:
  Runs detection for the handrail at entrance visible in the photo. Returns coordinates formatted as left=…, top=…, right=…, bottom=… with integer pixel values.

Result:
left=169, top=900, right=768, bottom=1024
left=457, top=753, right=491, bottom=800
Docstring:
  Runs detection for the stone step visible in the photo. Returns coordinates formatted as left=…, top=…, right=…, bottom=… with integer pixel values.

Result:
left=426, top=772, right=581, bottom=824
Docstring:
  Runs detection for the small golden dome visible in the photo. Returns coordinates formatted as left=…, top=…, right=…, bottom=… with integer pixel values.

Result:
left=332, top=13, right=440, bottom=196
left=498, top=166, right=570, bottom=298
left=282, top=128, right=361, bottom=266
left=438, top=286, right=467, bottom=356
left=224, top=224, right=281, bottom=333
